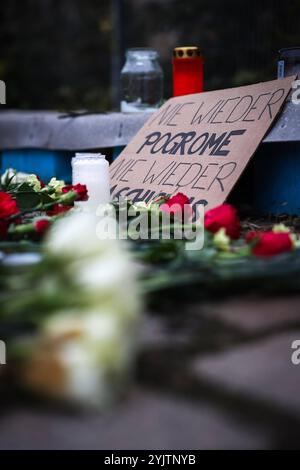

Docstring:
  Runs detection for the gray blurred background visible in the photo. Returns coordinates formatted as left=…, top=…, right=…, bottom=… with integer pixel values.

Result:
left=0, top=0, right=298, bottom=111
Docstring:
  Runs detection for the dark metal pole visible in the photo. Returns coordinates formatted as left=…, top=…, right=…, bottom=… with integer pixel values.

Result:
left=110, top=0, right=124, bottom=110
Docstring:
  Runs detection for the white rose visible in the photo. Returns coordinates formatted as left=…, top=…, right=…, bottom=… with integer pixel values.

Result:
left=26, top=174, right=42, bottom=191
left=21, top=310, right=138, bottom=407
left=46, top=212, right=103, bottom=258
left=1, top=168, right=30, bottom=185
left=48, top=177, right=65, bottom=195
left=21, top=211, right=141, bottom=407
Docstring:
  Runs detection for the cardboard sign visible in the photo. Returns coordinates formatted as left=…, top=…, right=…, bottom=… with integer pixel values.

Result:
left=110, top=77, right=294, bottom=210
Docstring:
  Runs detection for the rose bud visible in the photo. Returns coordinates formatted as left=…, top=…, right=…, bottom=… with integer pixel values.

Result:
left=34, top=219, right=50, bottom=235
left=160, top=192, right=193, bottom=220
left=62, top=184, right=88, bottom=201
left=0, top=192, right=19, bottom=219
left=204, top=204, right=240, bottom=239
left=246, top=231, right=294, bottom=257
left=46, top=204, right=72, bottom=217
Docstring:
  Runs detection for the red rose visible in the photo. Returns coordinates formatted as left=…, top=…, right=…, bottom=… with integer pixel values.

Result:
left=0, top=192, right=19, bottom=219
left=0, top=220, right=8, bottom=239
left=204, top=204, right=240, bottom=239
left=160, top=192, right=193, bottom=220
left=46, top=204, right=71, bottom=216
left=245, top=230, right=259, bottom=243
left=34, top=219, right=50, bottom=235
left=62, top=184, right=88, bottom=201
left=246, top=231, right=293, bottom=257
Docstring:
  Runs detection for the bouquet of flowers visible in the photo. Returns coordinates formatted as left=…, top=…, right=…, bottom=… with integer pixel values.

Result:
left=0, top=169, right=88, bottom=243
left=0, top=169, right=142, bottom=408
left=2, top=168, right=300, bottom=408
left=0, top=211, right=140, bottom=408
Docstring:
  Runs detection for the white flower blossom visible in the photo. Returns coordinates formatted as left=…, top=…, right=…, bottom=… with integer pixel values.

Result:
left=132, top=201, right=148, bottom=211
left=26, top=174, right=42, bottom=191
left=22, top=309, right=138, bottom=407
left=1, top=168, right=29, bottom=185
left=22, top=211, right=140, bottom=407
left=213, top=227, right=231, bottom=251
left=46, top=211, right=104, bottom=258
left=48, top=177, right=65, bottom=195
left=272, top=223, right=291, bottom=233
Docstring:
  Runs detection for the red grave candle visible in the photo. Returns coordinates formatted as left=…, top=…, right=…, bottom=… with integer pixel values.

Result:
left=172, top=46, right=204, bottom=97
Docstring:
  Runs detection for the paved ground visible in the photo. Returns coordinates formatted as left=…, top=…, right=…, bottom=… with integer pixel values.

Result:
left=1, top=294, right=300, bottom=449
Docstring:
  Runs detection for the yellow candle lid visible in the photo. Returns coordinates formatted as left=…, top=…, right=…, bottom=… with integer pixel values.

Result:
left=173, top=46, right=203, bottom=59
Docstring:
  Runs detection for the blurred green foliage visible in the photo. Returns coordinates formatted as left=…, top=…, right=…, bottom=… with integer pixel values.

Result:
left=0, top=0, right=299, bottom=111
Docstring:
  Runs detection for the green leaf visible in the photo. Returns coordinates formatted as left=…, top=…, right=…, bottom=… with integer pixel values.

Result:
left=40, top=193, right=55, bottom=205
left=16, top=182, right=34, bottom=192
left=15, top=191, right=41, bottom=210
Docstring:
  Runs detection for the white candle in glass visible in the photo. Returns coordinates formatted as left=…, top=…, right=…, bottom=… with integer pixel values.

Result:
left=72, top=153, right=110, bottom=207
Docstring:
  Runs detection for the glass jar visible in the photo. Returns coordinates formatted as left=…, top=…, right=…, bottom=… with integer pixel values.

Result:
left=278, top=47, right=300, bottom=79
left=72, top=153, right=110, bottom=206
left=277, top=47, right=300, bottom=102
left=121, top=48, right=163, bottom=113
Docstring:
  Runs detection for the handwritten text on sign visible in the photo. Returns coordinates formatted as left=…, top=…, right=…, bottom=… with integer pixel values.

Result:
left=110, top=77, right=294, bottom=210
